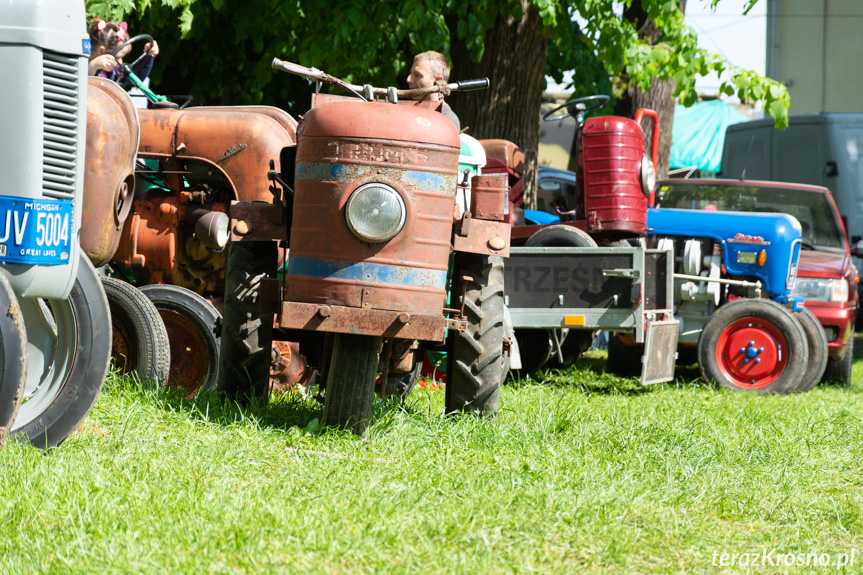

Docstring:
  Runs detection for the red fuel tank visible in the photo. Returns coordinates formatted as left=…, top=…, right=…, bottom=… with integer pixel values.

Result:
left=285, top=100, right=460, bottom=315
left=577, top=115, right=649, bottom=237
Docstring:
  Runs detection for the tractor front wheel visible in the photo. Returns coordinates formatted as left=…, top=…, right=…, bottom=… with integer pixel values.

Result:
left=323, top=334, right=381, bottom=435
left=101, top=277, right=170, bottom=385
left=793, top=307, right=828, bottom=392
left=139, top=284, right=221, bottom=396
left=11, top=256, right=111, bottom=449
left=698, top=299, right=808, bottom=394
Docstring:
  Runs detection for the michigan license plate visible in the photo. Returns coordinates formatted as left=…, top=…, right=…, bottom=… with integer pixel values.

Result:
left=0, top=196, right=73, bottom=265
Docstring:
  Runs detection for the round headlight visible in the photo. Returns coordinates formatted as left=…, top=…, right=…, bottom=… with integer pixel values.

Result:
left=640, top=154, right=656, bottom=197
left=345, top=183, right=406, bottom=243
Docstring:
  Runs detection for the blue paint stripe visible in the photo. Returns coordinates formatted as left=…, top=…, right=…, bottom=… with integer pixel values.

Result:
left=287, top=256, right=448, bottom=289
left=296, top=162, right=455, bottom=193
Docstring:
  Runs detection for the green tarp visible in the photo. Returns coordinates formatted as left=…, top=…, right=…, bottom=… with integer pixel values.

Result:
left=669, top=100, right=750, bottom=173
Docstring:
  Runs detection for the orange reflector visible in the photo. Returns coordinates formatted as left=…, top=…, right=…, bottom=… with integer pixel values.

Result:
left=564, top=315, right=585, bottom=326
left=758, top=249, right=767, bottom=267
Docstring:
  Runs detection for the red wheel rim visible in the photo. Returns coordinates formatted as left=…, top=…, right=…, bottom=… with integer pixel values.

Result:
left=715, top=316, right=789, bottom=389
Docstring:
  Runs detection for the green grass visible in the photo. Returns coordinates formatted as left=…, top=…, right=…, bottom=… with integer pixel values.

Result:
left=2, top=336, right=863, bottom=574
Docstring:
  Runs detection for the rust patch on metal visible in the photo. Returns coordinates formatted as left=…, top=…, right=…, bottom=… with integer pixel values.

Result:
left=158, top=309, right=212, bottom=397
left=270, top=341, right=314, bottom=391
left=229, top=201, right=288, bottom=242
left=452, top=218, right=511, bottom=257
left=470, top=174, right=509, bottom=221
left=277, top=302, right=448, bottom=342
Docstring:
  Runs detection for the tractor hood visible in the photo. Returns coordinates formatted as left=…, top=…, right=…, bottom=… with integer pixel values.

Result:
left=648, top=207, right=803, bottom=299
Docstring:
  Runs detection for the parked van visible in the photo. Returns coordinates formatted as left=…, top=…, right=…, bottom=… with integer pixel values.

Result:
left=720, top=114, right=863, bottom=317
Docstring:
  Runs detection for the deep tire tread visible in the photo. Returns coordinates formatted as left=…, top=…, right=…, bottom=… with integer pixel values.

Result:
left=446, top=254, right=506, bottom=416
left=217, top=241, right=277, bottom=404
left=323, top=334, right=381, bottom=435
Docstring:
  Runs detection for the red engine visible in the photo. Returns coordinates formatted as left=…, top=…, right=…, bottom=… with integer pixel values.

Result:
left=576, top=109, right=658, bottom=239
left=496, top=107, right=659, bottom=245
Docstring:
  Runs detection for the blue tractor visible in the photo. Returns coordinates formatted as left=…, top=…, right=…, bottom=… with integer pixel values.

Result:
left=605, top=205, right=826, bottom=394
left=503, top=96, right=825, bottom=393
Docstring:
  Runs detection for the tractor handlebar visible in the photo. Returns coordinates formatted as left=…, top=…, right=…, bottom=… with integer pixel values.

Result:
left=271, top=58, right=489, bottom=101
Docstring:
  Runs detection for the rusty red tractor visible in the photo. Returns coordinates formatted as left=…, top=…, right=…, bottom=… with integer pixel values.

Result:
left=213, top=60, right=512, bottom=435
left=81, top=70, right=314, bottom=394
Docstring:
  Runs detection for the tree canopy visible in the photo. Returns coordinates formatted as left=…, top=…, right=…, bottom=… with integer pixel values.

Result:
left=85, top=0, right=789, bottom=128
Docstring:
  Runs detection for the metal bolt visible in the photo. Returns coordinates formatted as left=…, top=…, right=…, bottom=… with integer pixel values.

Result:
left=397, top=313, right=410, bottom=324
left=488, top=235, right=506, bottom=251
left=234, top=220, right=252, bottom=236
left=319, top=306, right=331, bottom=318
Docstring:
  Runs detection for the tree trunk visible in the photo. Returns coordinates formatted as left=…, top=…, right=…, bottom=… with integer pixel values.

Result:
left=611, top=1, right=688, bottom=179
left=446, top=2, right=549, bottom=209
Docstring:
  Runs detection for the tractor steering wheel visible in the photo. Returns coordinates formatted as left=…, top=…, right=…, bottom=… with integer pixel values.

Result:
left=111, top=34, right=155, bottom=70
left=542, top=95, right=611, bottom=122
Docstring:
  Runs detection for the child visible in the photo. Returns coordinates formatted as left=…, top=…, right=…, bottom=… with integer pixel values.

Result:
left=88, top=18, right=159, bottom=89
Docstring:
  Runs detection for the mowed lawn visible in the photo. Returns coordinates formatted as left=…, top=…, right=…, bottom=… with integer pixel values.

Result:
left=2, top=335, right=862, bottom=574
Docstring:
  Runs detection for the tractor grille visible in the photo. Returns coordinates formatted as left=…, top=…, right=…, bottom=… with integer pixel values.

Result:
left=42, top=51, right=80, bottom=200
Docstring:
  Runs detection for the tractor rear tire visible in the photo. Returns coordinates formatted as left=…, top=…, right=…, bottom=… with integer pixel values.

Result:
left=446, top=254, right=506, bottom=416
left=11, top=256, right=111, bottom=449
left=323, top=334, right=381, bottom=435
left=698, top=299, right=808, bottom=395
left=217, top=240, right=277, bottom=404
left=101, top=277, right=170, bottom=385
left=139, top=284, right=221, bottom=396
left=793, top=307, right=828, bottom=392
left=0, top=269, right=27, bottom=447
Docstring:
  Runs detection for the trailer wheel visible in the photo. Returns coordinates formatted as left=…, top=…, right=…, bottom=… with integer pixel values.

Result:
left=101, top=277, right=170, bottom=385
left=217, top=241, right=277, bottom=404
left=139, top=284, right=221, bottom=396
left=512, top=329, right=553, bottom=376
left=523, top=225, right=598, bottom=371
left=605, top=333, right=643, bottom=377
left=0, top=270, right=27, bottom=446
left=698, top=299, right=808, bottom=394
left=525, top=224, right=596, bottom=248
left=792, top=307, right=828, bottom=392
left=323, top=334, right=381, bottom=435
left=546, top=330, right=596, bottom=370
left=11, top=256, right=111, bottom=449
left=446, top=254, right=506, bottom=416
left=823, top=333, right=854, bottom=387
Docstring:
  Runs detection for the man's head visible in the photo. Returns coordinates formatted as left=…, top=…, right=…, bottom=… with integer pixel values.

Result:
left=407, top=51, right=451, bottom=94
